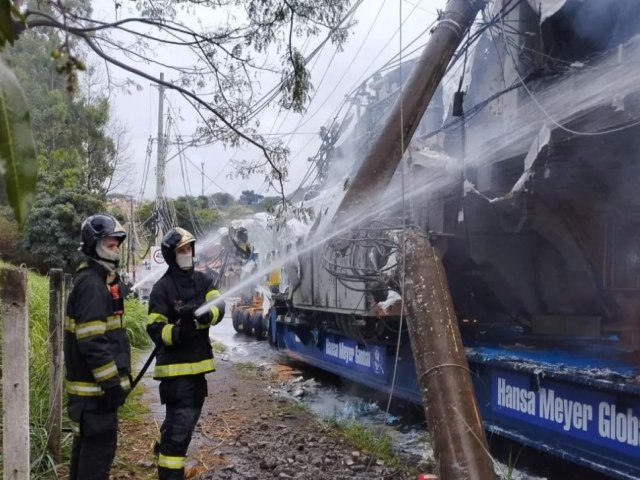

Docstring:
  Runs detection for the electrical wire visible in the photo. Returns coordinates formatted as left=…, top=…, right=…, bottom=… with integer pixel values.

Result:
left=384, top=0, right=407, bottom=424
left=295, top=0, right=388, bottom=131
left=497, top=3, right=640, bottom=136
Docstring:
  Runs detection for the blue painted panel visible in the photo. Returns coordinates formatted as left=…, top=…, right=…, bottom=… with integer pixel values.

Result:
left=475, top=366, right=640, bottom=479
left=275, top=320, right=640, bottom=479
left=276, top=322, right=421, bottom=402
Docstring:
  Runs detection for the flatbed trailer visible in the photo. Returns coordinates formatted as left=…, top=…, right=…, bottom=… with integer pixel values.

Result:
left=249, top=2, right=640, bottom=477
left=269, top=310, right=640, bottom=479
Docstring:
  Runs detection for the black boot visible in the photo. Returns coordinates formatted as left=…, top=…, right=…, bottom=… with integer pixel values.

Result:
left=158, top=466, right=184, bottom=480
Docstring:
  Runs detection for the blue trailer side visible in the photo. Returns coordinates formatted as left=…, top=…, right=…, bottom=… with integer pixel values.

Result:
left=271, top=310, right=640, bottom=479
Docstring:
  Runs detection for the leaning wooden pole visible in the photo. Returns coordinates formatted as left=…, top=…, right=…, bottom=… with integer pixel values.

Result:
left=404, top=232, right=494, bottom=479
left=333, top=0, right=484, bottom=228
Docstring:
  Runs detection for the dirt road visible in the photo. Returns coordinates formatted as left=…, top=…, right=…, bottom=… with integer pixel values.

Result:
left=113, top=355, right=424, bottom=480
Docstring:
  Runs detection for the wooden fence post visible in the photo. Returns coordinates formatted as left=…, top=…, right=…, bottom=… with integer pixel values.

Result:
left=64, top=273, right=72, bottom=301
left=47, top=268, right=64, bottom=463
left=1, top=267, right=30, bottom=480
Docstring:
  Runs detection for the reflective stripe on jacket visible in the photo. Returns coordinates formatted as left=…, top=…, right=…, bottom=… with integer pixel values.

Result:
left=147, top=268, right=221, bottom=379
left=64, top=261, right=132, bottom=401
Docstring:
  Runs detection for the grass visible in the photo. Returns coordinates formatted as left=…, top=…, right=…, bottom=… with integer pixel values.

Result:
left=503, top=445, right=524, bottom=480
left=233, top=361, right=259, bottom=380
left=211, top=340, right=227, bottom=354
left=0, top=264, right=152, bottom=479
left=275, top=399, right=310, bottom=417
left=322, top=417, right=402, bottom=469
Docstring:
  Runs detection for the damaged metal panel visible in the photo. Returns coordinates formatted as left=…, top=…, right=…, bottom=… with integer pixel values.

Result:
left=526, top=0, right=567, bottom=21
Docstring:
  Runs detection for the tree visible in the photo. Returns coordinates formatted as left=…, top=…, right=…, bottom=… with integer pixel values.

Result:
left=20, top=0, right=356, bottom=201
left=260, top=195, right=282, bottom=212
left=22, top=188, right=105, bottom=270
left=7, top=31, right=123, bottom=196
left=1, top=27, right=125, bottom=268
left=173, top=195, right=222, bottom=235
left=210, top=192, right=236, bottom=208
left=239, top=189, right=264, bottom=206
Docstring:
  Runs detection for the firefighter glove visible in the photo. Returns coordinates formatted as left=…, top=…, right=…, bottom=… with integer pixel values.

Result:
left=177, top=302, right=198, bottom=322
left=196, top=310, right=212, bottom=324
left=214, top=298, right=226, bottom=321
left=102, top=384, right=126, bottom=410
left=178, top=318, right=197, bottom=343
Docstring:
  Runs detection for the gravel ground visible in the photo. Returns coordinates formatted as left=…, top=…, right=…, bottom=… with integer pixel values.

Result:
left=191, top=359, right=425, bottom=479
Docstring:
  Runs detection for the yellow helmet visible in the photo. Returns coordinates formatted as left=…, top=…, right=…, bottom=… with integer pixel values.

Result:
left=161, top=227, right=195, bottom=264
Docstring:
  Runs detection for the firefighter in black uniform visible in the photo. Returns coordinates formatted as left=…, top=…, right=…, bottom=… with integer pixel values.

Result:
left=147, top=227, right=225, bottom=480
left=64, top=213, right=132, bottom=480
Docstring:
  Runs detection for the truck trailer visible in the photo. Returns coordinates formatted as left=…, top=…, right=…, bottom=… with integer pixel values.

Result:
left=263, top=0, right=640, bottom=477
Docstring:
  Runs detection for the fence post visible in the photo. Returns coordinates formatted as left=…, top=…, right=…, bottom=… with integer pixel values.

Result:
left=47, top=268, right=64, bottom=463
left=1, top=266, right=30, bottom=480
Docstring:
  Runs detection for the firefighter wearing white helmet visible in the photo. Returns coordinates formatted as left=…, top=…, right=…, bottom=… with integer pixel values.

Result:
left=65, top=213, right=132, bottom=480
left=146, top=227, right=225, bottom=480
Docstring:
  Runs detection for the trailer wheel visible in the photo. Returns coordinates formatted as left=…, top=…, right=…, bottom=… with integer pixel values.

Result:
left=241, top=310, right=252, bottom=335
left=232, top=309, right=242, bottom=333
left=267, top=309, right=276, bottom=347
left=253, top=313, right=264, bottom=340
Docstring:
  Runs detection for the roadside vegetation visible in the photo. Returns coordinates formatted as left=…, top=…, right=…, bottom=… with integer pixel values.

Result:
left=0, top=264, right=151, bottom=479
left=322, top=417, right=404, bottom=470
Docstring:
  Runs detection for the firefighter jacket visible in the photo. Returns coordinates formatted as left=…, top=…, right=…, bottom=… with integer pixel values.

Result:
left=64, top=260, right=132, bottom=401
left=147, top=267, right=223, bottom=379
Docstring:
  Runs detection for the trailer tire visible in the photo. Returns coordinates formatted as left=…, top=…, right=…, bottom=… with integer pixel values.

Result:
left=253, top=313, right=264, bottom=340
left=241, top=310, right=252, bottom=335
left=267, top=309, right=276, bottom=347
left=232, top=309, right=242, bottom=333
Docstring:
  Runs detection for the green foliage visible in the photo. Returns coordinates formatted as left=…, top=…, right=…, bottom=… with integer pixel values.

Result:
left=137, top=194, right=235, bottom=242
left=173, top=195, right=222, bottom=235
left=0, top=0, right=23, bottom=48
left=211, top=340, right=227, bottom=354
left=8, top=34, right=117, bottom=195
left=124, top=298, right=152, bottom=349
left=25, top=267, right=66, bottom=478
left=0, top=30, right=122, bottom=271
left=239, top=189, right=264, bottom=206
left=0, top=56, right=37, bottom=228
left=323, top=418, right=401, bottom=468
left=280, top=48, right=312, bottom=113
left=210, top=192, right=236, bottom=208
left=22, top=188, right=105, bottom=271
left=260, top=195, right=282, bottom=212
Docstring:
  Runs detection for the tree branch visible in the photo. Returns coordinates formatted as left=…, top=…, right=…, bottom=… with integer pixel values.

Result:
left=74, top=31, right=286, bottom=197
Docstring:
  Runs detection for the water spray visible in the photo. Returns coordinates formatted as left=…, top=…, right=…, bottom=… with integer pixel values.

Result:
left=194, top=168, right=461, bottom=317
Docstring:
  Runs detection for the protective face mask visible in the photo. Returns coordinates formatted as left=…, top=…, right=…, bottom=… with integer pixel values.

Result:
left=96, top=239, right=121, bottom=272
left=176, top=252, right=193, bottom=270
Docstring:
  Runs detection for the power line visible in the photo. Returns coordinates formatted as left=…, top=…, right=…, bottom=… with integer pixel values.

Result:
left=497, top=16, right=640, bottom=136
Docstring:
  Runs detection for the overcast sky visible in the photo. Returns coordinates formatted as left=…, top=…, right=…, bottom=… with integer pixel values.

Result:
left=90, top=0, right=447, bottom=201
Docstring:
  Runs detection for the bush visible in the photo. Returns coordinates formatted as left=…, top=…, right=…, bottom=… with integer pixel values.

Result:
left=125, top=298, right=152, bottom=349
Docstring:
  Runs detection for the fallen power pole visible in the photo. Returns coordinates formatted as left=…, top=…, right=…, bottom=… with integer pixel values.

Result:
left=404, top=233, right=494, bottom=479
left=330, top=0, right=494, bottom=478
left=333, top=0, right=485, bottom=227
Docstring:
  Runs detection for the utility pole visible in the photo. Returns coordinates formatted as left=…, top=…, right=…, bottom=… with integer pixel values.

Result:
left=128, top=197, right=134, bottom=276
left=201, top=161, right=205, bottom=197
left=333, top=0, right=484, bottom=229
left=155, top=72, right=165, bottom=246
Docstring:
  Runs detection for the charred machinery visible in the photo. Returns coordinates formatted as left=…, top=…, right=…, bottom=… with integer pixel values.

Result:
left=268, top=1, right=640, bottom=478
